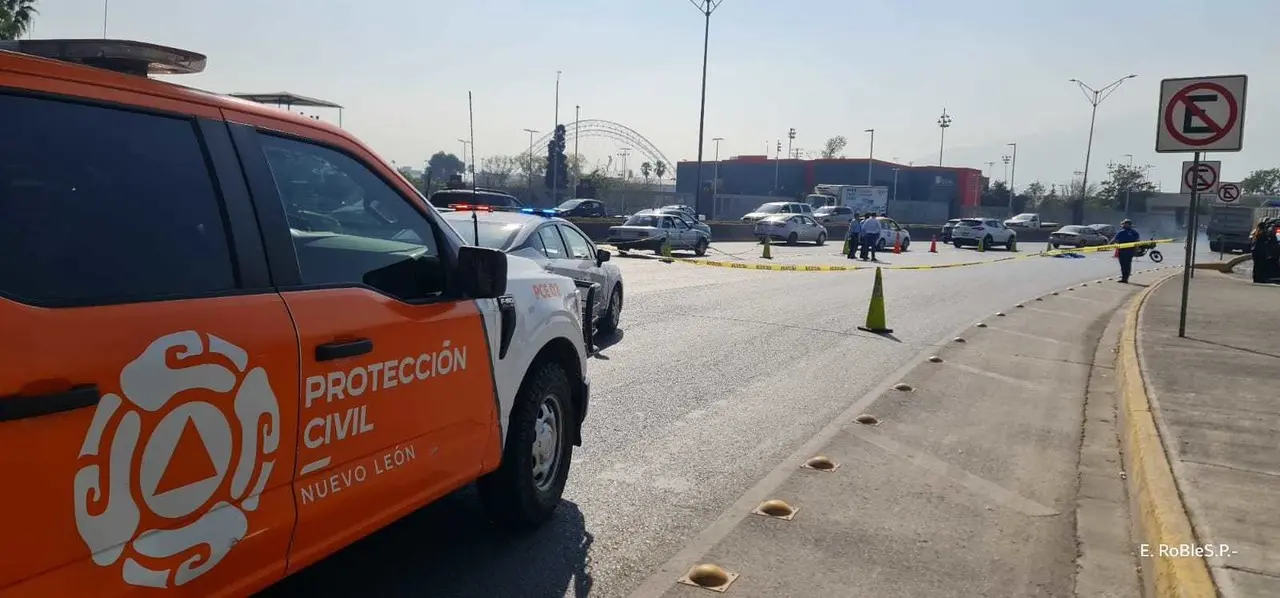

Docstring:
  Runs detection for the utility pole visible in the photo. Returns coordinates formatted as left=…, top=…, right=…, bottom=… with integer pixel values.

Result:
left=522, top=128, right=538, bottom=199
left=1007, top=142, right=1018, bottom=213
left=618, top=148, right=631, bottom=180
left=937, top=109, right=952, bottom=166
left=985, top=161, right=995, bottom=179
left=787, top=128, right=796, bottom=163
left=892, top=167, right=900, bottom=202
left=1069, top=75, right=1137, bottom=224
left=690, top=0, right=727, bottom=220
left=773, top=140, right=782, bottom=193
left=1002, top=155, right=1010, bottom=184
left=1124, top=153, right=1134, bottom=217
left=865, top=128, right=875, bottom=186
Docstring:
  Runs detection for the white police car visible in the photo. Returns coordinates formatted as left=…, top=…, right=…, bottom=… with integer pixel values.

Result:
left=443, top=206, right=625, bottom=334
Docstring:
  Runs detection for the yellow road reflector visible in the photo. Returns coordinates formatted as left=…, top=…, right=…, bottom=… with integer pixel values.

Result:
left=678, top=564, right=738, bottom=592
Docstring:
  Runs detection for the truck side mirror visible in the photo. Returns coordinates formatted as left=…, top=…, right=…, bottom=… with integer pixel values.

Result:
left=455, top=246, right=508, bottom=299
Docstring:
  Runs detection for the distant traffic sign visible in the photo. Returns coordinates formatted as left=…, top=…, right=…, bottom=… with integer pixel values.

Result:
left=1156, top=75, right=1247, bottom=153
left=1179, top=160, right=1221, bottom=194
left=1216, top=183, right=1241, bottom=204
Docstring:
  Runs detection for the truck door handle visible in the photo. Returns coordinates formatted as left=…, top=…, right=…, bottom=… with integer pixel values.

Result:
left=0, top=384, right=100, bottom=422
left=315, top=338, right=373, bottom=362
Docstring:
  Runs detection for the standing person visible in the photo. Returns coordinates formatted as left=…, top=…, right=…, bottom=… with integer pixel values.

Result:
left=846, top=213, right=864, bottom=259
left=1112, top=218, right=1141, bottom=283
left=1250, top=219, right=1276, bottom=283
left=860, top=212, right=882, bottom=261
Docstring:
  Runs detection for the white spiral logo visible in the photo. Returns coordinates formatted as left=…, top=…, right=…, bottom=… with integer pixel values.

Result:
left=73, top=331, right=280, bottom=588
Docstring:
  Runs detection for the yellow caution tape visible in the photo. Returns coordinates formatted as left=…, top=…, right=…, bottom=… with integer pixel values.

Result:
left=627, top=239, right=1176, bottom=272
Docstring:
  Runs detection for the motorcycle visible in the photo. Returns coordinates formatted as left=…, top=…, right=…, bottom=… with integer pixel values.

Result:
left=1133, top=240, right=1163, bottom=263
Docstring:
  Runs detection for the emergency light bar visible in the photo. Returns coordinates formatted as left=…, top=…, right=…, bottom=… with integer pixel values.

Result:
left=0, top=39, right=206, bottom=77
left=520, top=208, right=560, bottom=217
left=449, top=204, right=493, bottom=212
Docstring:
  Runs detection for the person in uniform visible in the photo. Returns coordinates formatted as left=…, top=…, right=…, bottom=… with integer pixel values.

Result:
left=859, top=212, right=882, bottom=261
left=1112, top=218, right=1141, bottom=283
left=846, top=213, right=863, bottom=259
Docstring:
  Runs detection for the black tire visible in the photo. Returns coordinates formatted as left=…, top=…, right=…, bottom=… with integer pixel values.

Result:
left=1006, top=237, right=1016, bottom=251
left=694, top=238, right=709, bottom=257
left=901, top=238, right=910, bottom=252
left=983, top=235, right=993, bottom=249
left=876, top=238, right=887, bottom=251
left=815, top=233, right=826, bottom=246
left=1052, top=243, right=1060, bottom=249
left=1208, top=241, right=1221, bottom=253
left=1150, top=250, right=1164, bottom=263
left=598, top=286, right=622, bottom=334
left=478, top=360, right=575, bottom=530
left=787, top=232, right=799, bottom=245
left=954, top=240, right=963, bottom=248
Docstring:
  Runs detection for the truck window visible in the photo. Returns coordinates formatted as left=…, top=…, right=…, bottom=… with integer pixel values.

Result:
left=0, top=93, right=237, bottom=306
left=258, top=134, right=445, bottom=301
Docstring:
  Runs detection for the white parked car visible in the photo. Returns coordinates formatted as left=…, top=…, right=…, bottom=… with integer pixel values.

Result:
left=865, top=216, right=912, bottom=252
left=741, top=201, right=814, bottom=223
left=950, top=217, right=1017, bottom=250
left=754, top=214, right=828, bottom=245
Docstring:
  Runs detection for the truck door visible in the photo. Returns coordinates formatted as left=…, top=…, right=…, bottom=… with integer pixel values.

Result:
left=0, top=95, right=297, bottom=596
left=228, top=126, right=500, bottom=574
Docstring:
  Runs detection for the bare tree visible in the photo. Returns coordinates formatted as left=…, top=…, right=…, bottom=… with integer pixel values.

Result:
left=480, top=155, right=518, bottom=186
left=821, top=136, right=847, bottom=159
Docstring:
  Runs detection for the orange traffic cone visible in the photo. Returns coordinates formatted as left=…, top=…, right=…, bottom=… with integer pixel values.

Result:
left=893, top=235, right=902, bottom=254
left=929, top=236, right=938, bottom=253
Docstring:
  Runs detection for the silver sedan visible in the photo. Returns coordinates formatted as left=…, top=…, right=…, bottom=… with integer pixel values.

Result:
left=754, top=214, right=829, bottom=245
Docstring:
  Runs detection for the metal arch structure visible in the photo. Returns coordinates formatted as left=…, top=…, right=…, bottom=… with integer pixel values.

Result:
left=533, top=119, right=675, bottom=170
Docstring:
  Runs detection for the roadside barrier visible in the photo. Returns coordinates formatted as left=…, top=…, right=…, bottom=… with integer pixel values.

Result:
left=604, top=239, right=1176, bottom=272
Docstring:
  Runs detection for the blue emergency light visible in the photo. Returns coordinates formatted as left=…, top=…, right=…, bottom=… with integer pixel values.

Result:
left=520, top=208, right=560, bottom=217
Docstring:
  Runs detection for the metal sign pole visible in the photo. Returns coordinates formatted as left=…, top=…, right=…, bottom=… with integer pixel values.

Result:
left=1177, top=151, right=1201, bottom=337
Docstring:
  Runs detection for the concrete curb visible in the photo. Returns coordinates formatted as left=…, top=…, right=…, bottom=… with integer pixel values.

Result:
left=1116, top=274, right=1217, bottom=598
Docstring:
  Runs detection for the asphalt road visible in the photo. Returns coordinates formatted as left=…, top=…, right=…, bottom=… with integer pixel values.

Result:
left=263, top=240, right=1206, bottom=598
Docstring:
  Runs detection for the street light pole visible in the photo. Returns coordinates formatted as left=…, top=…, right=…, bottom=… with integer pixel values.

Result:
left=892, top=167, right=900, bottom=201
left=773, top=140, right=782, bottom=193
left=787, top=128, right=796, bottom=162
left=618, top=148, right=631, bottom=180
left=1002, top=155, right=1010, bottom=184
left=1007, top=142, right=1018, bottom=213
left=690, top=0, right=726, bottom=219
left=865, top=128, right=875, bottom=186
left=936, top=109, right=952, bottom=166
left=712, top=137, right=724, bottom=212
left=985, top=161, right=995, bottom=179
left=522, top=128, right=538, bottom=199
left=552, top=71, right=562, bottom=201
left=1069, top=75, right=1137, bottom=224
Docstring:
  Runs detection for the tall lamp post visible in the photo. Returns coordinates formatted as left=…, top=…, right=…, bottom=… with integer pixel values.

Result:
left=712, top=137, right=724, bottom=211
left=985, top=160, right=995, bottom=178
left=865, top=128, right=875, bottom=186
left=892, top=167, right=900, bottom=202
left=522, top=128, right=538, bottom=199
left=936, top=109, right=952, bottom=166
left=552, top=71, right=562, bottom=201
left=1069, top=75, right=1137, bottom=224
left=1006, top=142, right=1018, bottom=213
left=1002, top=155, right=1010, bottom=183
left=690, top=0, right=727, bottom=219
left=772, top=140, right=782, bottom=193
left=786, top=128, right=796, bottom=161
left=573, top=105, right=581, bottom=193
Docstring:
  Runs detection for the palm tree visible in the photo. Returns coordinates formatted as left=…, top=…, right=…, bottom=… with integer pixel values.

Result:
left=654, top=161, right=667, bottom=182
left=0, top=0, right=39, bottom=41
left=640, top=161, right=653, bottom=185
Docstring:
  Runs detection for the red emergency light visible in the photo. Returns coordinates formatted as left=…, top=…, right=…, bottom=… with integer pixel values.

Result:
left=449, top=204, right=493, bottom=212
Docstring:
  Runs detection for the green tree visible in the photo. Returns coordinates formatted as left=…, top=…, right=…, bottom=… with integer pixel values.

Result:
left=653, top=161, right=667, bottom=181
left=821, top=136, right=847, bottom=159
left=516, top=150, right=545, bottom=180
left=1097, top=162, right=1156, bottom=211
left=426, top=151, right=464, bottom=179
left=1241, top=168, right=1280, bottom=195
left=480, top=155, right=518, bottom=187
left=982, top=180, right=1011, bottom=207
left=640, top=161, right=653, bottom=184
left=396, top=166, right=424, bottom=191
left=0, top=0, right=38, bottom=40
left=544, top=124, right=569, bottom=192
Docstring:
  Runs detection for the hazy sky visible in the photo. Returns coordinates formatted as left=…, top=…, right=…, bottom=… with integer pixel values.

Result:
left=30, top=0, right=1280, bottom=190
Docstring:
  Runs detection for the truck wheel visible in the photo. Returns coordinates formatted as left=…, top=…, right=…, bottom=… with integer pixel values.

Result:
left=1208, top=241, right=1220, bottom=253
left=954, top=240, right=963, bottom=248
left=598, top=286, right=622, bottom=334
left=478, top=360, right=575, bottom=530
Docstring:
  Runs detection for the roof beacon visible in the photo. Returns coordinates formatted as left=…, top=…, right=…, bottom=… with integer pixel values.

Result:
left=449, top=204, right=493, bottom=212
left=520, top=208, right=559, bottom=217
left=0, top=39, right=206, bottom=77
